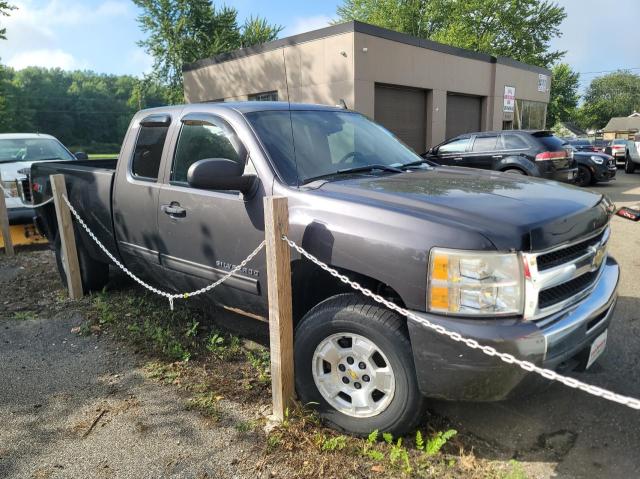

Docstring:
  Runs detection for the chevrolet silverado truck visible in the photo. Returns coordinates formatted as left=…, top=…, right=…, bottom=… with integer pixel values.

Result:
left=31, top=103, right=619, bottom=436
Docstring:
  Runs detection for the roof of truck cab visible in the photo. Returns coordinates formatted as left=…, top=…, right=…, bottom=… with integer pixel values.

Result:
left=0, top=133, right=57, bottom=140
left=138, top=101, right=348, bottom=116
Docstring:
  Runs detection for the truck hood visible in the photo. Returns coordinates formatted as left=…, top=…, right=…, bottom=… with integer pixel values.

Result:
left=0, top=159, right=58, bottom=181
left=307, top=166, right=609, bottom=251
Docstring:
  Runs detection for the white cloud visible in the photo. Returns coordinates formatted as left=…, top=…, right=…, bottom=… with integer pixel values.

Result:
left=126, top=48, right=154, bottom=76
left=0, top=0, right=130, bottom=70
left=283, top=15, right=333, bottom=37
left=7, top=48, right=86, bottom=70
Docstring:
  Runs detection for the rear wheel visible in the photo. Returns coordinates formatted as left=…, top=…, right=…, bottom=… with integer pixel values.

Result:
left=54, top=233, right=109, bottom=292
left=575, top=165, right=592, bottom=187
left=294, top=294, right=425, bottom=436
left=503, top=168, right=525, bottom=175
left=625, top=155, right=636, bottom=174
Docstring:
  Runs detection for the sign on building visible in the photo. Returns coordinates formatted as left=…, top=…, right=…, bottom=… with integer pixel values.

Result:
left=538, top=74, right=548, bottom=92
left=503, top=86, right=516, bottom=113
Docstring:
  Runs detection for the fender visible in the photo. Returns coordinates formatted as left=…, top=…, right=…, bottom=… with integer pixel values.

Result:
left=496, top=156, right=538, bottom=176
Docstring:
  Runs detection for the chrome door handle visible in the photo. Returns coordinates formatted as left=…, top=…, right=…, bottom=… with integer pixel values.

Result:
left=161, top=203, right=186, bottom=218
left=492, top=155, right=503, bottom=159
left=453, top=157, right=463, bottom=161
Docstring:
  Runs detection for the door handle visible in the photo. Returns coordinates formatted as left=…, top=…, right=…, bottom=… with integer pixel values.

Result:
left=492, top=155, right=503, bottom=159
left=161, top=203, right=186, bottom=218
left=453, top=157, right=463, bottom=161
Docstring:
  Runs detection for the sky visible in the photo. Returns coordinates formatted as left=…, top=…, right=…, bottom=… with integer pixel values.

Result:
left=0, top=0, right=639, bottom=93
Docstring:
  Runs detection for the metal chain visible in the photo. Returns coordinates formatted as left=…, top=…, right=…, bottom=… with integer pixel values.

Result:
left=61, top=194, right=265, bottom=310
left=0, top=183, right=54, bottom=208
left=282, top=235, right=640, bottom=411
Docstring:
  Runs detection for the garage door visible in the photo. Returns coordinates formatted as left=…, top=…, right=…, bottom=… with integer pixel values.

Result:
left=374, top=84, right=426, bottom=153
left=446, top=94, right=482, bottom=140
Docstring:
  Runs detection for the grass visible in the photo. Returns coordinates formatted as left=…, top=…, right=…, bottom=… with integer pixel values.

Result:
left=12, top=311, right=36, bottom=320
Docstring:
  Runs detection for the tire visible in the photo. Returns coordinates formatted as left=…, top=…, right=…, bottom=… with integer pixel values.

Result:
left=625, top=155, right=636, bottom=174
left=294, top=293, right=425, bottom=436
left=575, top=165, right=592, bottom=187
left=502, top=168, right=525, bottom=175
left=54, top=233, right=109, bottom=292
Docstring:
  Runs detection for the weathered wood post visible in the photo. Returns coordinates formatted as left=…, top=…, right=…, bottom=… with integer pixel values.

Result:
left=0, top=172, right=15, bottom=257
left=264, top=196, right=295, bottom=421
left=50, top=174, right=83, bottom=300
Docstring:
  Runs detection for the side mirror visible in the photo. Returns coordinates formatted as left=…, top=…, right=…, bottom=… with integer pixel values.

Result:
left=187, top=158, right=257, bottom=193
left=75, top=151, right=88, bottom=160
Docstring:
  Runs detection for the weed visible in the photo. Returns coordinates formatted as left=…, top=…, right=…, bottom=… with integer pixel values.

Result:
left=320, top=434, right=348, bottom=452
left=205, top=331, right=241, bottom=360
left=185, top=320, right=199, bottom=338
left=12, top=311, right=35, bottom=320
left=362, top=430, right=385, bottom=461
left=93, top=290, right=116, bottom=324
left=266, top=432, right=282, bottom=452
left=246, top=349, right=271, bottom=383
left=389, top=437, right=412, bottom=473
left=416, top=428, right=457, bottom=456
left=186, top=392, right=221, bottom=420
left=144, top=361, right=181, bottom=384
left=502, top=459, right=528, bottom=479
left=235, top=420, right=259, bottom=433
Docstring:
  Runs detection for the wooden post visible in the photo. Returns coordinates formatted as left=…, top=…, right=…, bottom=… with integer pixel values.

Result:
left=50, top=174, right=83, bottom=300
left=264, top=196, right=295, bottom=421
left=0, top=172, right=15, bottom=257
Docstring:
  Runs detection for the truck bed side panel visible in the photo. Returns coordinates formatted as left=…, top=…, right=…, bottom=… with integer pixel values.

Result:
left=32, top=160, right=119, bottom=265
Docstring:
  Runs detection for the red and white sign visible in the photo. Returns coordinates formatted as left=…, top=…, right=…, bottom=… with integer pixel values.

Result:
left=503, top=86, right=516, bottom=113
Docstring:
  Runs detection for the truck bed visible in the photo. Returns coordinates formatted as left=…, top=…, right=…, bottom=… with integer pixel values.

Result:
left=31, top=158, right=120, bottom=264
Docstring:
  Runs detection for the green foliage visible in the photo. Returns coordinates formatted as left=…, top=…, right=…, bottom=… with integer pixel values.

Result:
left=0, top=1, right=16, bottom=40
left=185, top=320, right=200, bottom=338
left=362, top=430, right=385, bottom=461
left=336, top=0, right=566, bottom=67
left=415, top=429, right=457, bottom=455
left=186, top=391, right=221, bottom=419
left=578, top=71, right=640, bottom=129
left=502, top=459, right=528, bottom=479
left=246, top=349, right=271, bottom=383
left=12, top=311, right=35, bottom=320
left=321, top=435, right=348, bottom=452
left=205, top=331, right=241, bottom=359
left=0, top=65, right=170, bottom=148
left=547, top=63, right=580, bottom=127
left=133, top=0, right=282, bottom=102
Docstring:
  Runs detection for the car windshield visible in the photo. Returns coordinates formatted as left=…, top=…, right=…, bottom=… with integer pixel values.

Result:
left=612, top=140, right=627, bottom=144
left=0, top=138, right=75, bottom=164
left=246, top=110, right=424, bottom=185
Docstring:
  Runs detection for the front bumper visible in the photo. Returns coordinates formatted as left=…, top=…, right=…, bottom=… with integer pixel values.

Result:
left=8, top=206, right=35, bottom=225
left=407, top=256, right=619, bottom=401
left=593, top=163, right=617, bottom=182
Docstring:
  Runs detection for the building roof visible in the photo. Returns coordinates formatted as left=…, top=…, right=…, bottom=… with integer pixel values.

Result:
left=183, top=20, right=551, bottom=76
left=560, top=121, right=587, bottom=137
left=603, top=115, right=640, bottom=132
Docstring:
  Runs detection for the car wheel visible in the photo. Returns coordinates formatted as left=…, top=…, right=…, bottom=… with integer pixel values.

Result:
left=575, top=165, right=592, bottom=187
left=625, top=155, right=636, bottom=174
left=503, top=168, right=525, bottom=175
left=54, top=232, right=109, bottom=292
left=294, top=293, right=425, bottom=436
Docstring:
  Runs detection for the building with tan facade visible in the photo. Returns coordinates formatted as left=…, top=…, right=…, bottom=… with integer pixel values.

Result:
left=183, top=21, right=551, bottom=153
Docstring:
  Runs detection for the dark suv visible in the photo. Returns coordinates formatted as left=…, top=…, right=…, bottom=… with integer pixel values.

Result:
left=424, top=130, right=577, bottom=183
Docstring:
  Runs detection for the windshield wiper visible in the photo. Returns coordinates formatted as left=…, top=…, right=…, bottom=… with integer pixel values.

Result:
left=398, top=159, right=435, bottom=169
left=302, top=164, right=403, bottom=184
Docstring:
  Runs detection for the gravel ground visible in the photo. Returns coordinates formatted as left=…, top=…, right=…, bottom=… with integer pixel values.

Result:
left=1, top=171, right=640, bottom=478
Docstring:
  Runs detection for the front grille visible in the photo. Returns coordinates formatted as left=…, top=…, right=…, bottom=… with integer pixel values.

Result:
left=538, top=270, right=599, bottom=309
left=20, top=178, right=32, bottom=203
left=537, top=231, right=604, bottom=271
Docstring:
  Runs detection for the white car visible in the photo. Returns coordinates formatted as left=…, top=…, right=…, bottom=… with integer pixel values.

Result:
left=1, top=133, right=79, bottom=225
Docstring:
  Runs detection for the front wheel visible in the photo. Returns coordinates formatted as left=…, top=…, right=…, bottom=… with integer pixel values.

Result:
left=294, top=294, right=425, bottom=436
left=575, top=165, right=592, bottom=187
left=625, top=155, right=636, bottom=174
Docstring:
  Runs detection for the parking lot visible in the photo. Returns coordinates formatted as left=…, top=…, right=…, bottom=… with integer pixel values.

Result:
left=431, top=171, right=640, bottom=478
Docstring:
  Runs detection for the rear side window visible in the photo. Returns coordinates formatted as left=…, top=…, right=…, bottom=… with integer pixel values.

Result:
left=131, top=125, right=169, bottom=180
left=171, top=120, right=244, bottom=184
left=534, top=134, right=565, bottom=151
left=471, top=135, right=498, bottom=152
left=500, top=134, right=528, bottom=150
left=439, top=137, right=470, bottom=154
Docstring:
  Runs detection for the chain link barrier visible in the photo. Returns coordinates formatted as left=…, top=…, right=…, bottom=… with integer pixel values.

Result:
left=282, top=235, right=640, bottom=411
left=61, top=194, right=265, bottom=310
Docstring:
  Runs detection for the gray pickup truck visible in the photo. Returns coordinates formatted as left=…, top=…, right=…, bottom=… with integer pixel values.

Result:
left=31, top=102, right=619, bottom=435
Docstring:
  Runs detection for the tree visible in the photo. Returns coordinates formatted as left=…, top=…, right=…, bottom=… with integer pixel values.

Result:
left=546, top=63, right=579, bottom=127
left=336, top=0, right=566, bottom=67
left=578, top=71, right=640, bottom=129
left=0, top=1, right=15, bottom=40
left=133, top=0, right=282, bottom=103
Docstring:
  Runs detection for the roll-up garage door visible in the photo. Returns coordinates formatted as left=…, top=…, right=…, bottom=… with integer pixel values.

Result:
left=446, top=94, right=482, bottom=140
left=374, top=84, right=426, bottom=153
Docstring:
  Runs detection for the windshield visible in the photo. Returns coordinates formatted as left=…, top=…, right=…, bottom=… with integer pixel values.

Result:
left=246, top=110, right=423, bottom=185
left=0, top=138, right=75, bottom=164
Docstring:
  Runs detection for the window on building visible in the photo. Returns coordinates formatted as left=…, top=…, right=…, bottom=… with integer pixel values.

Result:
left=515, top=100, right=547, bottom=130
left=131, top=124, right=169, bottom=180
left=471, top=135, right=498, bottom=152
left=171, top=120, right=245, bottom=184
left=248, top=91, right=278, bottom=102
left=439, top=137, right=470, bottom=154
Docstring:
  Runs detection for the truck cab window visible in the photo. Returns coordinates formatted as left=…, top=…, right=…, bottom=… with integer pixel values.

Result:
left=131, top=125, right=169, bottom=180
left=171, top=121, right=243, bottom=184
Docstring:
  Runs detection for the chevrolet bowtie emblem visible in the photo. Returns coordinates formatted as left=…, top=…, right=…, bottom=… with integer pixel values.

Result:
left=349, top=370, right=358, bottom=380
left=590, top=243, right=606, bottom=271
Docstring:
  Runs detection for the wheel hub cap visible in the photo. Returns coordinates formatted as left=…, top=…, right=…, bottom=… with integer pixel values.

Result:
left=312, top=333, right=395, bottom=418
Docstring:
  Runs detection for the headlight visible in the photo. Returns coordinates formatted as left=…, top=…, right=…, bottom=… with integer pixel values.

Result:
left=428, top=248, right=524, bottom=316
left=1, top=180, right=18, bottom=198
left=590, top=155, right=604, bottom=164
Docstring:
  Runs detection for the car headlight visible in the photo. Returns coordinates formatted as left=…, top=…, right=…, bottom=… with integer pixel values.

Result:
left=1, top=180, right=18, bottom=198
left=590, top=155, right=604, bottom=164
left=428, top=248, right=524, bottom=316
